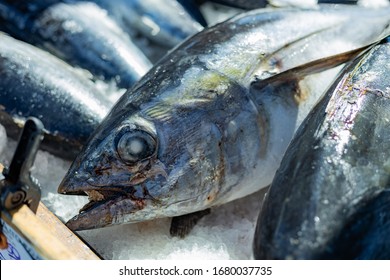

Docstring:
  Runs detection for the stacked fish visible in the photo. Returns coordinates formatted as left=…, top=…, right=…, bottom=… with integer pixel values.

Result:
left=0, top=0, right=389, bottom=259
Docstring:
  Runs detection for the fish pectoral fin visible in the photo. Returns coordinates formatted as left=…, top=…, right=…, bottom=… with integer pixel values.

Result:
left=251, top=41, right=379, bottom=91
left=170, top=208, right=211, bottom=238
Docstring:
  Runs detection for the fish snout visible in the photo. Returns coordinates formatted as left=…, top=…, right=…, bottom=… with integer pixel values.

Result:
left=58, top=166, right=93, bottom=195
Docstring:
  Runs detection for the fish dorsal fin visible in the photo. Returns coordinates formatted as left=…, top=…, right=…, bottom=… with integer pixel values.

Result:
left=251, top=38, right=383, bottom=91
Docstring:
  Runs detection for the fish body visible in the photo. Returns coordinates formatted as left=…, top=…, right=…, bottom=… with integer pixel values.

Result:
left=318, top=0, right=357, bottom=4
left=208, top=0, right=267, bottom=9
left=90, top=0, right=204, bottom=48
left=269, top=0, right=390, bottom=7
left=58, top=7, right=390, bottom=231
left=268, top=0, right=358, bottom=7
left=253, top=37, right=390, bottom=259
left=0, top=1, right=152, bottom=88
left=0, top=33, right=111, bottom=160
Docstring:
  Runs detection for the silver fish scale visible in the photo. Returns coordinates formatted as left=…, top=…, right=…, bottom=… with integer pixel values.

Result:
left=138, top=67, right=265, bottom=203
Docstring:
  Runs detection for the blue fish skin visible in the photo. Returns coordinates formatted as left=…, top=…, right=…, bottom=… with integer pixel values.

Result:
left=208, top=0, right=267, bottom=9
left=0, top=1, right=152, bottom=88
left=253, top=37, right=390, bottom=260
left=318, top=0, right=358, bottom=4
left=90, top=0, right=204, bottom=48
left=268, top=0, right=360, bottom=7
left=0, top=33, right=111, bottom=160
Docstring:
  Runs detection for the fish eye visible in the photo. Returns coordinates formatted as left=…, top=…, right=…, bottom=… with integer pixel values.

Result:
left=116, top=130, right=157, bottom=164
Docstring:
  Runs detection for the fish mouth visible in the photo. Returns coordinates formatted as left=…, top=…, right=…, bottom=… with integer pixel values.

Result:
left=58, top=173, right=151, bottom=231
left=57, top=161, right=169, bottom=231
left=78, top=189, right=135, bottom=212
left=63, top=186, right=152, bottom=231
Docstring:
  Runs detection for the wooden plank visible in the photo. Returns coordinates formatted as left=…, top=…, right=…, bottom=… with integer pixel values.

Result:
left=35, top=203, right=100, bottom=260
left=1, top=203, right=99, bottom=260
left=2, top=205, right=75, bottom=259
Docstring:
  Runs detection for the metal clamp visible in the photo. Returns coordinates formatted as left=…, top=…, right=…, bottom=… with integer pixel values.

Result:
left=0, top=117, right=44, bottom=213
left=0, top=118, right=44, bottom=249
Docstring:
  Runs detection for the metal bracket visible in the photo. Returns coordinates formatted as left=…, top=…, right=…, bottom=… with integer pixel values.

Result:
left=0, top=117, right=44, bottom=214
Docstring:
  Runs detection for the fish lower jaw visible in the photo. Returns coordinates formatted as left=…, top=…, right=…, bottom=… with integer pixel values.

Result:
left=65, top=192, right=151, bottom=231
left=78, top=198, right=105, bottom=213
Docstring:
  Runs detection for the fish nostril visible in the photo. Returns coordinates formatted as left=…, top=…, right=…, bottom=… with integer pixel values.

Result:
left=73, top=170, right=90, bottom=180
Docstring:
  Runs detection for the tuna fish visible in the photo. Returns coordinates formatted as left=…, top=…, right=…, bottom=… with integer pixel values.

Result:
left=253, top=36, right=390, bottom=259
left=0, top=32, right=111, bottom=160
left=0, top=1, right=152, bottom=88
left=58, top=6, right=390, bottom=236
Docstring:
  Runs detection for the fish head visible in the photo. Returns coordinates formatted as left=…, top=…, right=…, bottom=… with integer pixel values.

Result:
left=58, top=111, right=165, bottom=229
left=57, top=73, right=236, bottom=231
